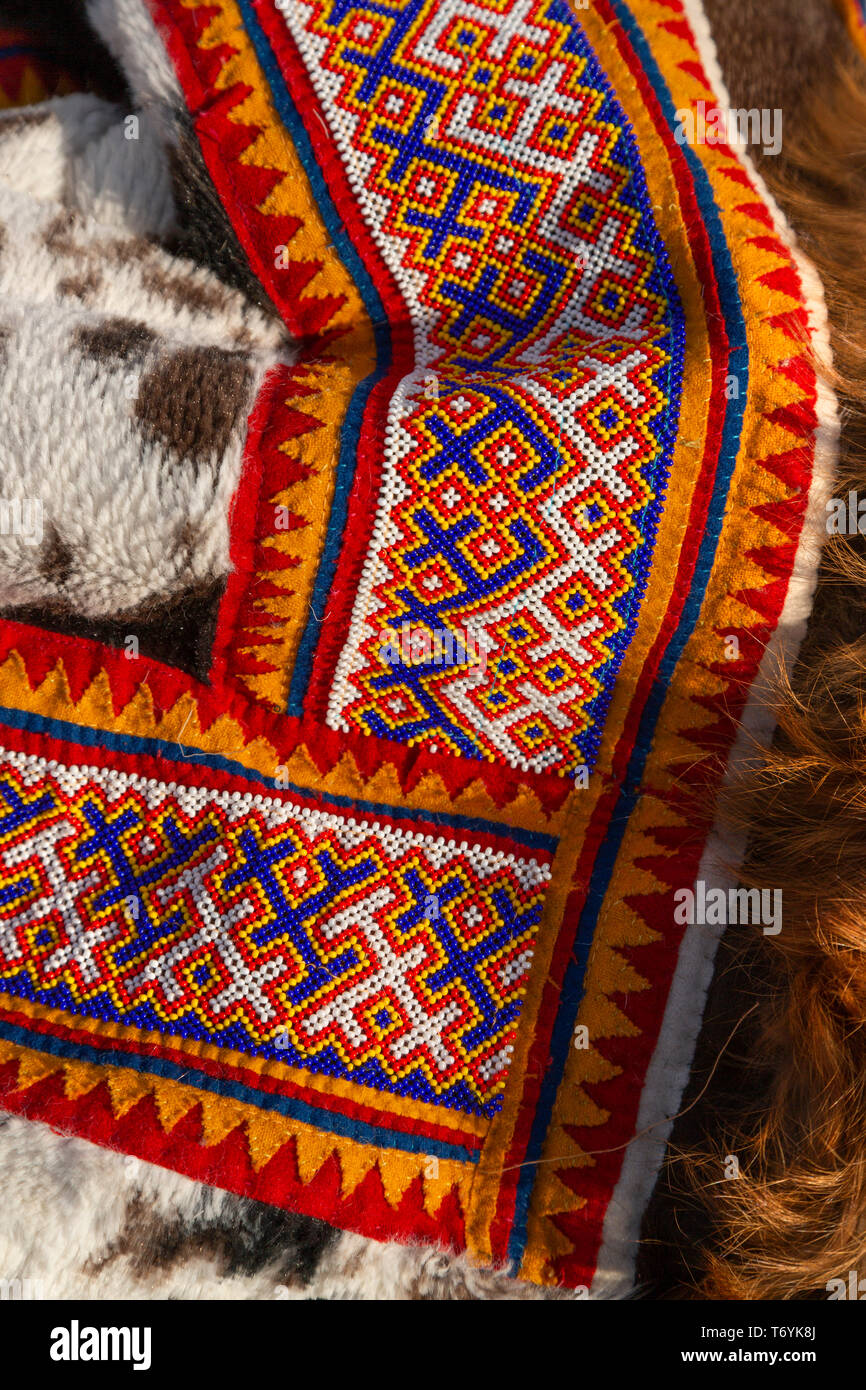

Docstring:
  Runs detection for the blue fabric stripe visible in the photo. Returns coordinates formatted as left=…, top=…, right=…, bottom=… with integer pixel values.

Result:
left=0, top=44, right=49, bottom=59
left=0, top=702, right=557, bottom=852
left=0, top=1018, right=479, bottom=1162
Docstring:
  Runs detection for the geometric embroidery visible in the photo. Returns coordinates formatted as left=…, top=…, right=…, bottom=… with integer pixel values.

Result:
left=0, top=750, right=553, bottom=1116
left=278, top=0, right=684, bottom=773
left=0, top=0, right=829, bottom=1292
left=328, top=358, right=671, bottom=774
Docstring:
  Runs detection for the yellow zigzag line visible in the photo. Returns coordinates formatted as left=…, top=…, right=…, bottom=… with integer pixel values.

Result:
left=0, top=648, right=568, bottom=835
left=0, top=1026, right=473, bottom=1216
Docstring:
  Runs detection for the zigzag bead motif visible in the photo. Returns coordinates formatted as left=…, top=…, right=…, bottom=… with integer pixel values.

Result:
left=275, top=0, right=685, bottom=774
left=0, top=749, right=552, bottom=1116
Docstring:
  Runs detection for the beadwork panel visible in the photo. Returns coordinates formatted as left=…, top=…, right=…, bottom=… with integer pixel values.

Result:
left=0, top=0, right=831, bottom=1290
left=0, top=744, right=553, bottom=1116
left=242, top=0, right=686, bottom=778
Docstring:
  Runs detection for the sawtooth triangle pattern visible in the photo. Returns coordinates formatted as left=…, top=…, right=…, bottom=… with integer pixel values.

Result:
left=0, top=0, right=832, bottom=1292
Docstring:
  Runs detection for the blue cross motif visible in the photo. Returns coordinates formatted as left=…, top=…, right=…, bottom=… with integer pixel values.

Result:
left=74, top=799, right=220, bottom=965
left=0, top=779, right=58, bottom=912
left=223, top=825, right=379, bottom=1006
left=395, top=865, right=540, bottom=1051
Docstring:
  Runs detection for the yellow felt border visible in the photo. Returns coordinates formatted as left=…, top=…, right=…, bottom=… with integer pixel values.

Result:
left=0, top=992, right=477, bottom=1217
left=181, top=0, right=377, bottom=701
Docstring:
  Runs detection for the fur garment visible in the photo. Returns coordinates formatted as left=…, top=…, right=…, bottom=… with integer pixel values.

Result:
left=0, top=0, right=864, bottom=1301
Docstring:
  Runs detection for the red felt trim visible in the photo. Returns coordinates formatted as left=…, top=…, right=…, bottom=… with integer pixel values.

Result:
left=0, top=1060, right=468, bottom=1250
left=0, top=1002, right=484, bottom=1154
left=0, top=616, right=571, bottom=817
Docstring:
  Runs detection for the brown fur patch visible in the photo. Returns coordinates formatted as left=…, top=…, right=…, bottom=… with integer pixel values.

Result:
left=1, top=579, right=225, bottom=684
left=74, top=317, right=156, bottom=362
left=100, top=234, right=161, bottom=269
left=85, top=1191, right=339, bottom=1287
left=38, top=525, right=74, bottom=589
left=140, top=262, right=235, bottom=317
left=134, top=345, right=252, bottom=463
left=42, top=209, right=84, bottom=258
left=57, top=271, right=103, bottom=303
left=702, top=0, right=849, bottom=129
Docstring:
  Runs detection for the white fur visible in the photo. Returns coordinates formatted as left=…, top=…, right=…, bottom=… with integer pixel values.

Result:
left=0, top=110, right=291, bottom=618
left=0, top=94, right=175, bottom=239
left=0, top=1114, right=562, bottom=1299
